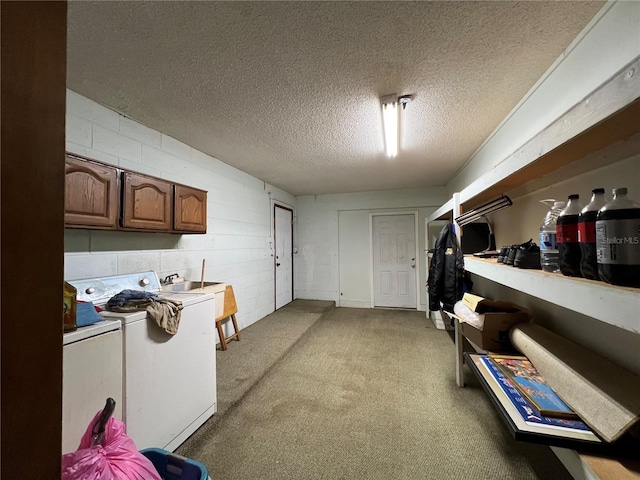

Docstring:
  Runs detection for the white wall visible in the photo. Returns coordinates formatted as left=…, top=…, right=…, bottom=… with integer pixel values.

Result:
left=64, top=90, right=296, bottom=331
left=295, top=188, right=447, bottom=309
left=338, top=210, right=371, bottom=307
left=448, top=0, right=640, bottom=196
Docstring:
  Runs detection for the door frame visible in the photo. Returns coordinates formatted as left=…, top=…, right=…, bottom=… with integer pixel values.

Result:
left=273, top=202, right=294, bottom=310
left=369, top=211, right=420, bottom=309
left=1, top=2, right=67, bottom=474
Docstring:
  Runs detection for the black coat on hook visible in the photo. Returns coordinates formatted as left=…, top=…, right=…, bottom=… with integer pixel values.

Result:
left=427, top=223, right=466, bottom=313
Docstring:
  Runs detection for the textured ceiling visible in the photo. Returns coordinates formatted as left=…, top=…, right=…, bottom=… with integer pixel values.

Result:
left=67, top=1, right=604, bottom=196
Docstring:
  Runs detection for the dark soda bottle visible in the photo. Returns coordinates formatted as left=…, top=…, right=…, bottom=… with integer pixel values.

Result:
left=556, top=194, right=583, bottom=277
left=578, top=188, right=607, bottom=280
left=596, top=188, right=640, bottom=287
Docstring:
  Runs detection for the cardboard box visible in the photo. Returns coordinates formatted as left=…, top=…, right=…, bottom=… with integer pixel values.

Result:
left=462, top=293, right=523, bottom=315
left=459, top=293, right=530, bottom=352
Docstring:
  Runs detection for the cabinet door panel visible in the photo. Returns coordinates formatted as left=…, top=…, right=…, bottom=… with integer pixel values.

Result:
left=122, top=172, right=172, bottom=231
left=65, top=155, right=119, bottom=228
left=174, top=185, right=207, bottom=233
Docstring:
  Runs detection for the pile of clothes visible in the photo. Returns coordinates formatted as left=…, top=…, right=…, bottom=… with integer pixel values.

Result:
left=106, top=290, right=183, bottom=335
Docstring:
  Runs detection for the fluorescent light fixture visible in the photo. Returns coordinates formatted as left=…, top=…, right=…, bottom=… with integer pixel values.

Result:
left=454, top=195, right=513, bottom=227
left=381, top=94, right=398, bottom=157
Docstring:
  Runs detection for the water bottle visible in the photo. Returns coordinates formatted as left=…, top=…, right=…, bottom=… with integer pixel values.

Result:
left=557, top=194, right=584, bottom=277
left=596, top=188, right=640, bottom=287
left=578, top=188, right=607, bottom=280
left=539, top=200, right=564, bottom=273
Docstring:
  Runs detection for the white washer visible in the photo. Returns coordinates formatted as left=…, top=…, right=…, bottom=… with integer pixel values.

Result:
left=71, top=272, right=217, bottom=452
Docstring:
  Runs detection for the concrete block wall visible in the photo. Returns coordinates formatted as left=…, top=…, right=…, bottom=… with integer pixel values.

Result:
left=295, top=188, right=448, bottom=308
left=64, top=90, right=296, bottom=330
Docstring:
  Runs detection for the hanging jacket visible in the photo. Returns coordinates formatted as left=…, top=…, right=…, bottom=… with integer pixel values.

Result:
left=428, top=222, right=465, bottom=313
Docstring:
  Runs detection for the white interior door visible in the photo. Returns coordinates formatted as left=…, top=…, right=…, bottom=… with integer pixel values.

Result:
left=372, top=214, right=417, bottom=308
left=275, top=205, right=293, bottom=310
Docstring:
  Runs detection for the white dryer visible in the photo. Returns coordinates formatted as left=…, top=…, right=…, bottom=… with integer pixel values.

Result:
left=62, top=319, right=123, bottom=454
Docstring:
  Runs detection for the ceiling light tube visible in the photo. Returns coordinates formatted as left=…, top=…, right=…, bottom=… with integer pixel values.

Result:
left=381, top=95, right=398, bottom=157
left=454, top=195, right=513, bottom=227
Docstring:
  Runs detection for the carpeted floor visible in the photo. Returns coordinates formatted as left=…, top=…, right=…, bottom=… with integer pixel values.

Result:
left=178, top=303, right=571, bottom=480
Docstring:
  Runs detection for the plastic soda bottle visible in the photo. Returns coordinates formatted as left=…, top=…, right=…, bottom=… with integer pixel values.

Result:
left=578, top=188, right=607, bottom=280
left=596, top=188, right=640, bottom=287
left=557, top=194, right=584, bottom=277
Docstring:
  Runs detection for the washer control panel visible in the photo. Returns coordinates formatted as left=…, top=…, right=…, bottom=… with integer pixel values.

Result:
left=69, top=271, right=161, bottom=306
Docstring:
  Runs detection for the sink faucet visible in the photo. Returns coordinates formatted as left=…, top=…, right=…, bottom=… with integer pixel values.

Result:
left=163, top=273, right=180, bottom=285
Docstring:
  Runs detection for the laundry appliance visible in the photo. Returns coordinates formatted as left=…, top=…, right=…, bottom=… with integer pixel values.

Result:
left=70, top=271, right=217, bottom=451
left=62, top=318, right=122, bottom=454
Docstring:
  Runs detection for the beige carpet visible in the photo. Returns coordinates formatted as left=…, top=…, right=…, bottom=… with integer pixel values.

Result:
left=178, top=305, right=571, bottom=480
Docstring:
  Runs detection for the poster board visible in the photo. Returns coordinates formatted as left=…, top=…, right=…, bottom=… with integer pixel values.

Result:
left=488, top=355, right=579, bottom=420
left=465, top=353, right=604, bottom=449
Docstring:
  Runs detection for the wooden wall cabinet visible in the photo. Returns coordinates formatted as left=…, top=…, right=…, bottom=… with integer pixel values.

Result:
left=174, top=184, right=207, bottom=233
left=64, top=154, right=207, bottom=234
left=65, top=154, right=119, bottom=229
left=122, top=172, right=173, bottom=231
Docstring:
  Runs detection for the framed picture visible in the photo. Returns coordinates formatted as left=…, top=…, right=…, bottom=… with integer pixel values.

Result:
left=465, top=353, right=603, bottom=448
left=488, top=354, right=578, bottom=420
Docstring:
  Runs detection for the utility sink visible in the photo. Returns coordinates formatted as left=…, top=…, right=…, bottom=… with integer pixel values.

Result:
left=161, top=281, right=227, bottom=319
left=161, top=281, right=220, bottom=293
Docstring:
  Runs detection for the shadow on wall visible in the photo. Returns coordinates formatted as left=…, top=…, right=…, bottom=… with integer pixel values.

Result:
left=64, top=229, right=181, bottom=253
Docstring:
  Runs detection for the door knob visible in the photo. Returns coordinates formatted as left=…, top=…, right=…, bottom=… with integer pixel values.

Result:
left=276, top=263, right=281, bottom=267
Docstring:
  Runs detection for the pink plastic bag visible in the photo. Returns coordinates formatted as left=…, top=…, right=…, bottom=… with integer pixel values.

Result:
left=62, top=410, right=161, bottom=480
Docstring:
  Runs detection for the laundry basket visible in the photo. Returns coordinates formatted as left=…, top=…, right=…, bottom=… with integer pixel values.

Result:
left=140, top=448, right=210, bottom=480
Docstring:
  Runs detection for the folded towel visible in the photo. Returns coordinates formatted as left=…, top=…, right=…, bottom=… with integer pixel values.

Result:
left=76, top=301, right=103, bottom=327
left=146, top=298, right=183, bottom=335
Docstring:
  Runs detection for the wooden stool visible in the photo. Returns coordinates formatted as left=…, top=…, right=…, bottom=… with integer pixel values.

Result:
left=215, top=285, right=240, bottom=350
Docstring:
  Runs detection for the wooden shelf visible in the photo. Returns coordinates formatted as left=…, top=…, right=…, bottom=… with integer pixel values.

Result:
left=426, top=198, right=454, bottom=223
left=464, top=257, right=640, bottom=334
left=434, top=57, right=640, bottom=480
left=427, top=56, right=640, bottom=222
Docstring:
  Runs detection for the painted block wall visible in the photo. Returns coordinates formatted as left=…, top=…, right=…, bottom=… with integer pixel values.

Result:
left=295, top=188, right=448, bottom=309
left=64, top=90, right=296, bottom=332
left=448, top=0, right=640, bottom=196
